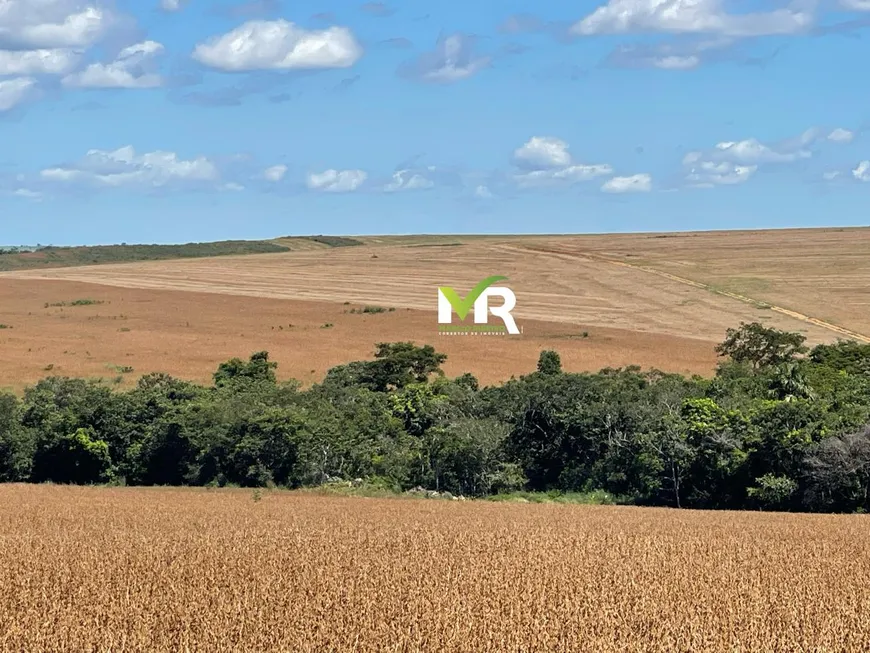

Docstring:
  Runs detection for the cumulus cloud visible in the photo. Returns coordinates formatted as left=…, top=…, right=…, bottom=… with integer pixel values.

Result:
left=710, top=138, right=811, bottom=163
left=398, top=34, right=490, bottom=83
left=511, top=136, right=613, bottom=188
left=0, top=1, right=112, bottom=49
left=853, top=161, right=870, bottom=182
left=515, top=165, right=614, bottom=188
left=0, top=77, right=37, bottom=111
left=679, top=125, right=863, bottom=188
left=0, top=48, right=81, bottom=76
left=601, top=173, right=652, bottom=193
left=840, top=0, right=870, bottom=9
left=263, top=164, right=288, bottom=181
left=571, top=0, right=813, bottom=37
left=62, top=41, right=165, bottom=88
left=686, top=160, right=757, bottom=186
left=193, top=20, right=363, bottom=72
left=306, top=169, right=367, bottom=192
left=474, top=185, right=494, bottom=199
left=681, top=131, right=818, bottom=187
left=828, top=128, right=854, bottom=144
left=513, top=136, right=572, bottom=169
left=383, top=169, right=435, bottom=192
left=39, top=145, right=221, bottom=190
left=10, top=188, right=42, bottom=200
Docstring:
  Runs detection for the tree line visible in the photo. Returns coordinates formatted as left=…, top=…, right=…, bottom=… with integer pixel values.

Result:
left=1, top=322, right=869, bottom=512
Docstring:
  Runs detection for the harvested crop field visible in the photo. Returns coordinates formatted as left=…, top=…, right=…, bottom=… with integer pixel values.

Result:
left=0, top=278, right=718, bottom=391
left=1, top=485, right=868, bottom=652
left=2, top=226, right=869, bottom=389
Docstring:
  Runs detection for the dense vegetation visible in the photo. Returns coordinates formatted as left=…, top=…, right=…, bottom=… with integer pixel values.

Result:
left=0, top=240, right=296, bottom=271
left=0, top=236, right=368, bottom=272
left=301, top=235, right=364, bottom=247
left=1, top=322, right=869, bottom=513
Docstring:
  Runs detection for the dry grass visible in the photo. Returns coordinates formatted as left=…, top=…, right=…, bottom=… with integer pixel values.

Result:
left=0, top=485, right=868, bottom=652
left=0, top=278, right=718, bottom=391
left=3, top=226, right=870, bottom=390
left=6, top=228, right=868, bottom=347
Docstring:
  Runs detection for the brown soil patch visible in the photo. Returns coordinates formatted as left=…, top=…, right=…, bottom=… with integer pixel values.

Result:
left=0, top=278, right=717, bottom=391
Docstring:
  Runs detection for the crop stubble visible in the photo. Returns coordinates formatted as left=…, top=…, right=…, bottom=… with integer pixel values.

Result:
left=3, top=227, right=870, bottom=389
left=1, top=485, right=868, bottom=652
left=3, top=232, right=855, bottom=344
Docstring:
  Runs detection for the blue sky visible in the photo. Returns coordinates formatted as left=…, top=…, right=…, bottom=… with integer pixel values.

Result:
left=2, top=0, right=869, bottom=245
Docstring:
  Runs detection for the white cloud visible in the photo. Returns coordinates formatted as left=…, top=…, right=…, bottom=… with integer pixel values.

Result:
left=681, top=132, right=815, bottom=186
left=383, top=169, right=434, bottom=192
left=606, top=37, right=731, bottom=70
left=653, top=54, right=700, bottom=69
left=827, top=128, right=854, bottom=144
left=399, top=34, right=490, bottom=83
left=686, top=160, right=757, bottom=186
left=571, top=0, right=812, bottom=37
left=511, top=135, right=612, bottom=188
left=0, top=77, right=36, bottom=111
left=712, top=138, right=810, bottom=163
left=853, top=161, right=870, bottom=182
left=39, top=145, right=220, bottom=189
left=822, top=171, right=840, bottom=181
left=11, top=188, right=42, bottom=200
left=601, top=173, right=652, bottom=193
left=513, top=136, right=572, bottom=169
left=0, top=1, right=111, bottom=49
left=474, top=185, right=494, bottom=199
left=0, top=48, right=81, bottom=75
left=160, top=0, right=188, bottom=11
left=62, top=40, right=164, bottom=88
left=193, top=20, right=363, bottom=72
left=263, top=164, right=288, bottom=182
left=515, top=164, right=614, bottom=188
left=307, top=169, right=367, bottom=192
left=840, top=0, right=870, bottom=10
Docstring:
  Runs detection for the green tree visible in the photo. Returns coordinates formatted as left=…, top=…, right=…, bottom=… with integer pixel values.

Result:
left=323, top=342, right=447, bottom=392
left=536, top=350, right=562, bottom=376
left=715, top=322, right=808, bottom=370
left=0, top=393, right=33, bottom=482
left=747, top=474, right=798, bottom=511
left=32, top=427, right=112, bottom=484
left=214, top=351, right=277, bottom=387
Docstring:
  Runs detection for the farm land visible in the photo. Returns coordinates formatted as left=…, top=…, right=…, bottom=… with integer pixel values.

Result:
left=2, top=226, right=868, bottom=390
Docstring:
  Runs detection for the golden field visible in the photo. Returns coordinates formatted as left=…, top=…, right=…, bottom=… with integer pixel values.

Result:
left=1, top=485, right=868, bottom=652
left=1, top=227, right=870, bottom=389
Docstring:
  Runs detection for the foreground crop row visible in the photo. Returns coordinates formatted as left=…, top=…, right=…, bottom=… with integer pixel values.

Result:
left=0, top=485, right=868, bottom=652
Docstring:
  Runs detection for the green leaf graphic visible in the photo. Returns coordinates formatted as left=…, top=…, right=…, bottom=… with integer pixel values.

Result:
left=439, top=275, right=508, bottom=320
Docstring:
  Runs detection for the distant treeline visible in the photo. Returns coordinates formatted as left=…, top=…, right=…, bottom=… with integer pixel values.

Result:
left=1, top=322, right=870, bottom=513
left=0, top=236, right=363, bottom=271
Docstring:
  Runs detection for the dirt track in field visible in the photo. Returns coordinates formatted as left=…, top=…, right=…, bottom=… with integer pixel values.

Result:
left=2, top=227, right=869, bottom=389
